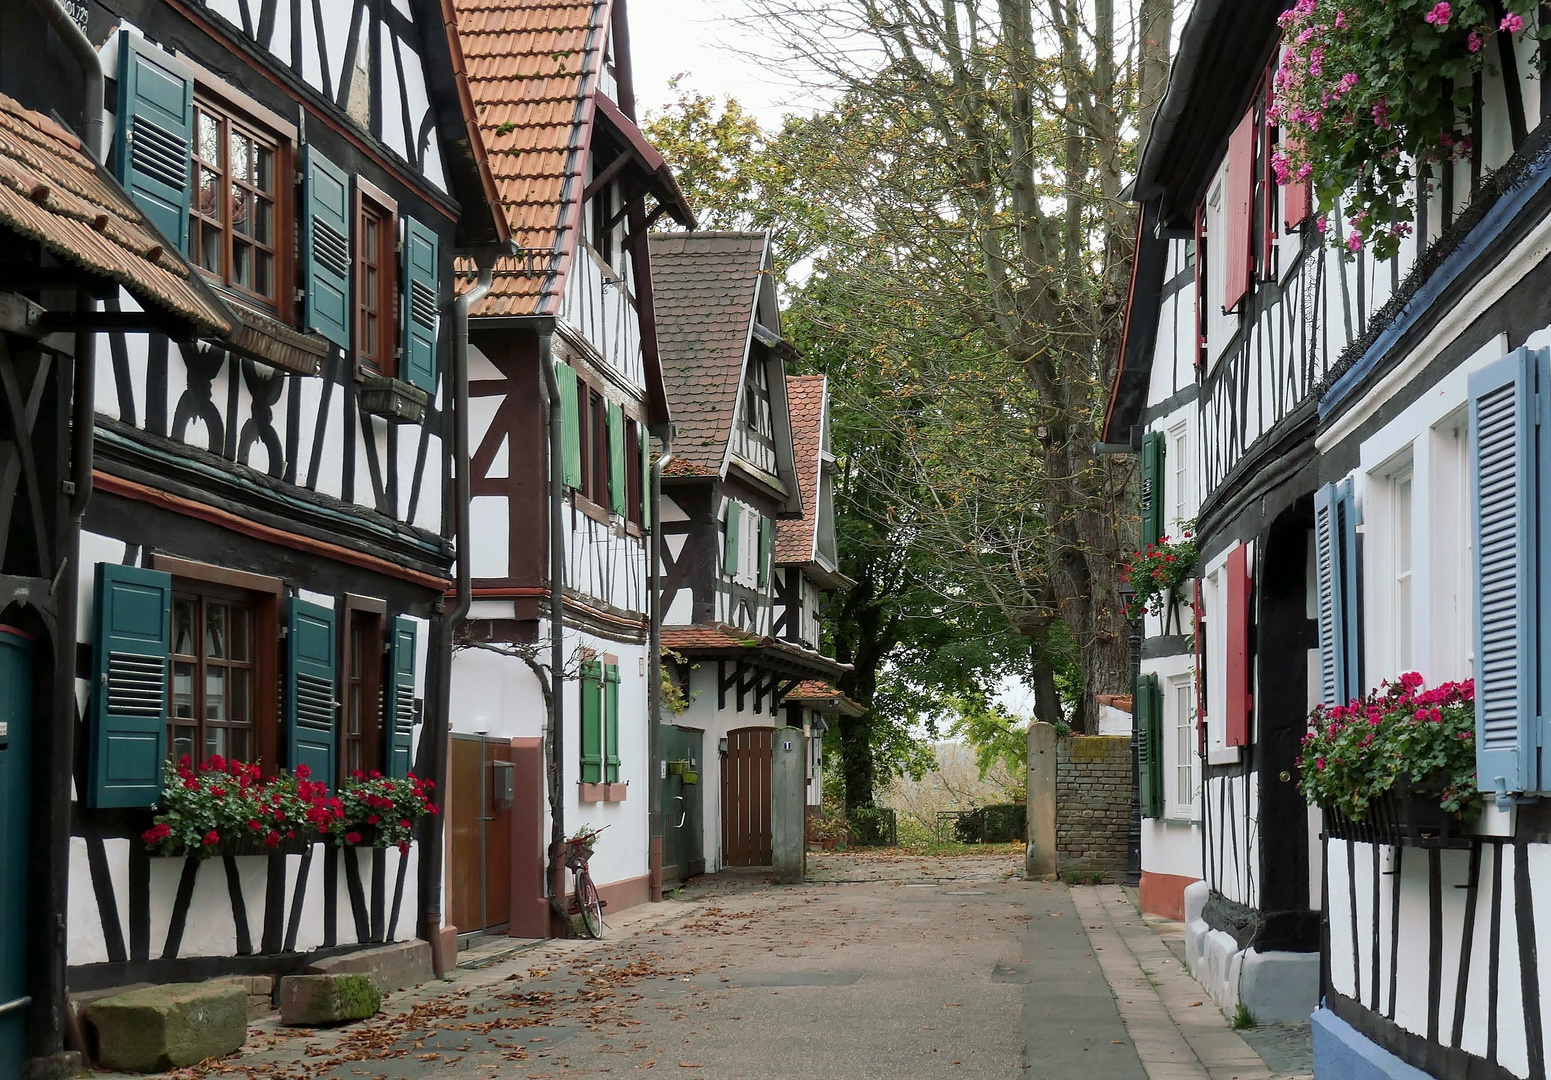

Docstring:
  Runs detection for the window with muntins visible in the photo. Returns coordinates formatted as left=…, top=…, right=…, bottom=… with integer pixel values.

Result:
left=191, top=98, right=284, bottom=308
left=1170, top=673, right=1197, bottom=817
left=355, top=191, right=397, bottom=376
left=170, top=590, right=258, bottom=766
left=1391, top=468, right=1414, bottom=673
left=342, top=610, right=384, bottom=784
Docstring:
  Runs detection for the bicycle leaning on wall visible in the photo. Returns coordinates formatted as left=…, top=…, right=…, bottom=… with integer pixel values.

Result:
left=565, top=824, right=608, bottom=938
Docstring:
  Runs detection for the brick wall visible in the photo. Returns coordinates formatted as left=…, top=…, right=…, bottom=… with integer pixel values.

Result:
left=1055, top=734, right=1131, bottom=881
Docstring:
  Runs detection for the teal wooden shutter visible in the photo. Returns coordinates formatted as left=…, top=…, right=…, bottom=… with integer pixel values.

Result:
left=1140, top=431, right=1165, bottom=547
left=302, top=147, right=351, bottom=349
left=604, top=663, right=621, bottom=783
left=113, top=35, right=193, bottom=254
left=285, top=598, right=337, bottom=784
left=758, top=514, right=772, bottom=586
left=725, top=504, right=740, bottom=575
left=387, top=616, right=417, bottom=778
left=1334, top=479, right=1362, bottom=703
left=400, top=217, right=440, bottom=392
left=556, top=361, right=582, bottom=489
left=1471, top=348, right=1540, bottom=799
left=640, top=427, right=652, bottom=528
left=88, top=563, right=172, bottom=809
left=1313, top=483, right=1344, bottom=706
left=580, top=659, right=603, bottom=783
left=1137, top=674, right=1163, bottom=819
left=607, top=400, right=627, bottom=515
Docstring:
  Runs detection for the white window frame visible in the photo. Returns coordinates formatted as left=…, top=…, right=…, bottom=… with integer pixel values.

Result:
left=1169, top=419, right=1192, bottom=532
left=1429, top=410, right=1473, bottom=682
left=1166, top=671, right=1200, bottom=820
left=1205, top=170, right=1240, bottom=369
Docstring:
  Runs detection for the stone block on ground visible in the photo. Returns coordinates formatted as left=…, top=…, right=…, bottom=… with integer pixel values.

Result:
left=279, top=974, right=382, bottom=1026
left=83, top=981, right=246, bottom=1072
left=305, top=940, right=433, bottom=992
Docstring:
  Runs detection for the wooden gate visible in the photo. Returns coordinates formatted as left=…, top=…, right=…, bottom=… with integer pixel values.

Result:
left=722, top=728, right=773, bottom=867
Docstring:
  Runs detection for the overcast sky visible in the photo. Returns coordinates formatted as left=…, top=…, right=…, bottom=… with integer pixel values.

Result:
left=627, top=0, right=821, bottom=128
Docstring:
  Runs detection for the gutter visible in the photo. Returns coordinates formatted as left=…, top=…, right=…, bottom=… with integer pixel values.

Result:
left=534, top=318, right=570, bottom=928
left=424, top=255, right=496, bottom=976
left=30, top=1, right=103, bottom=1067
left=647, top=426, right=672, bottom=901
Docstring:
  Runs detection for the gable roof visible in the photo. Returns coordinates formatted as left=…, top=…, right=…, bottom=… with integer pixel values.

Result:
left=775, top=374, right=826, bottom=564
left=649, top=231, right=771, bottom=474
left=453, top=0, right=692, bottom=316
left=0, top=92, right=229, bottom=336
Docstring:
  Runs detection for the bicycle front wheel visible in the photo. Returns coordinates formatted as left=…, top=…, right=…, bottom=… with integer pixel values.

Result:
left=578, top=871, right=604, bottom=938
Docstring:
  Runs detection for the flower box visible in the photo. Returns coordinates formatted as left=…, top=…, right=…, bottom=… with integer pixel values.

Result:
left=1322, top=775, right=1471, bottom=850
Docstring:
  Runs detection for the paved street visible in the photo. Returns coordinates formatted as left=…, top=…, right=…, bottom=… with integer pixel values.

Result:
left=157, top=855, right=1308, bottom=1080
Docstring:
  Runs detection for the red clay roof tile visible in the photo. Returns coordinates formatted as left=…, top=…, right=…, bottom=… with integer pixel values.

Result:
left=775, top=374, right=826, bottom=565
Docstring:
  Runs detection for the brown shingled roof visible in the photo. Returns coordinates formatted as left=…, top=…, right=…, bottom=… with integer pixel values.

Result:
left=649, top=231, right=769, bottom=473
left=775, top=374, right=825, bottom=565
left=661, top=621, right=850, bottom=680
left=0, top=93, right=229, bottom=335
left=454, top=0, right=605, bottom=315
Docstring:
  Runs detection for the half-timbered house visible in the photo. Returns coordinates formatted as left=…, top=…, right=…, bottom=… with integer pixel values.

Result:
left=1114, top=3, right=1551, bottom=1076
left=770, top=374, right=858, bottom=810
left=651, top=232, right=849, bottom=875
left=445, top=0, right=693, bottom=940
left=1106, top=0, right=1335, bottom=1029
left=3, top=0, right=509, bottom=1048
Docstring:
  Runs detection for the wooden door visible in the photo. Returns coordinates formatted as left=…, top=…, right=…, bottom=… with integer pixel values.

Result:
left=449, top=736, right=514, bottom=933
left=721, top=727, right=773, bottom=867
left=0, top=628, right=32, bottom=1080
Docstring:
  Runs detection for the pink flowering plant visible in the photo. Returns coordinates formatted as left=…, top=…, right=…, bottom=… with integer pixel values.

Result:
left=1297, top=673, right=1480, bottom=822
left=1120, top=527, right=1199, bottom=622
left=1273, top=0, right=1544, bottom=260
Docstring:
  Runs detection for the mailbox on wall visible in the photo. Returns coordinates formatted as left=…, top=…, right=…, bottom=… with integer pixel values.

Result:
left=491, top=760, right=515, bottom=809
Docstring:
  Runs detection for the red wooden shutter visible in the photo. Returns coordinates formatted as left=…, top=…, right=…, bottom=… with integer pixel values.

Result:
left=1193, top=204, right=1207, bottom=372
left=1223, top=108, right=1256, bottom=313
left=1282, top=144, right=1311, bottom=229
left=1225, top=543, right=1252, bottom=747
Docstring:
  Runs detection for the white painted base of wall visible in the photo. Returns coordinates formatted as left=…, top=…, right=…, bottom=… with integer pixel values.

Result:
left=1181, top=881, right=1319, bottom=1024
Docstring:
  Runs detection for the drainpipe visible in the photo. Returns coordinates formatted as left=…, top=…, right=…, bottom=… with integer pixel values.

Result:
left=29, top=1, right=102, bottom=1068
left=424, top=258, right=495, bottom=976
left=647, top=428, right=673, bottom=901
left=536, top=327, right=568, bottom=927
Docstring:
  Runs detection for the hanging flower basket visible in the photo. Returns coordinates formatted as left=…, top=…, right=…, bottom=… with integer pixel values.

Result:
left=1121, top=530, right=1198, bottom=623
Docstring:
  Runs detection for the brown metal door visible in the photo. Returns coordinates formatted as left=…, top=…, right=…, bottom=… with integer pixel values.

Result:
left=449, top=736, right=514, bottom=933
left=722, top=728, right=773, bottom=866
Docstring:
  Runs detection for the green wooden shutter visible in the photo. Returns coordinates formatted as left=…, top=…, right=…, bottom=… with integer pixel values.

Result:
left=285, top=598, right=338, bottom=784
left=1137, top=673, right=1163, bottom=819
left=580, top=659, right=603, bottom=783
left=387, top=616, right=417, bottom=778
left=607, top=400, right=627, bottom=515
left=400, top=217, right=440, bottom=393
left=1470, top=348, right=1541, bottom=798
left=303, top=147, right=351, bottom=349
left=725, top=503, right=741, bottom=576
left=758, top=514, right=772, bottom=586
left=88, top=563, right=172, bottom=809
left=604, top=663, right=621, bottom=783
left=1140, top=430, right=1165, bottom=547
left=640, top=427, right=652, bottom=528
left=114, top=34, right=193, bottom=254
left=556, top=361, right=582, bottom=489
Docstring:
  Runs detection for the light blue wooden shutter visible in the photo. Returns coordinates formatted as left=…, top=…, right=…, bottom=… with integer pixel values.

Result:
left=400, top=217, right=440, bottom=393
left=580, top=659, right=603, bottom=783
left=387, top=616, right=417, bottom=778
left=1334, top=478, right=1362, bottom=702
left=556, top=361, right=582, bottom=489
left=604, top=662, right=621, bottom=783
left=725, top=504, right=740, bottom=575
left=1313, top=483, right=1344, bottom=706
left=1471, top=349, right=1540, bottom=798
left=88, top=563, right=172, bottom=808
left=607, top=400, right=627, bottom=515
left=303, top=147, right=351, bottom=349
left=114, top=35, right=193, bottom=254
left=285, top=598, right=337, bottom=783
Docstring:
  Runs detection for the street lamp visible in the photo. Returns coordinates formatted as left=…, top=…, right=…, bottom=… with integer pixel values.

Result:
left=1118, top=580, right=1142, bottom=887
